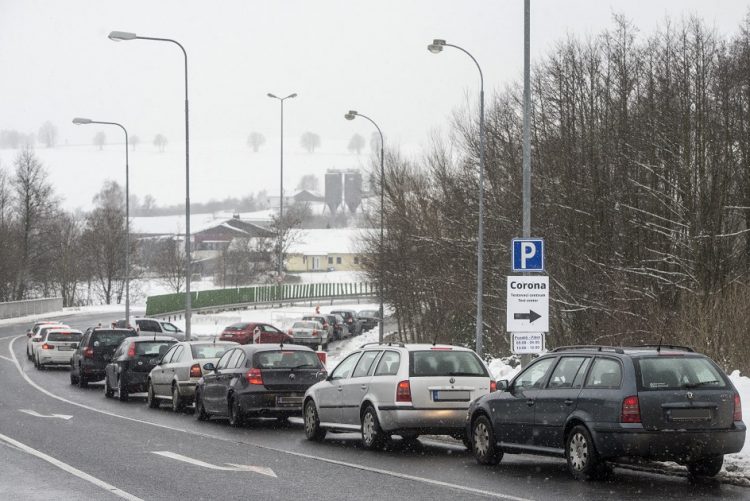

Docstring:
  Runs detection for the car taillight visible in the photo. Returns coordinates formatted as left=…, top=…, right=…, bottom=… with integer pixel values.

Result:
left=83, top=346, right=94, bottom=359
left=490, top=380, right=497, bottom=393
left=621, top=395, right=641, bottom=423
left=189, top=364, right=202, bottom=378
left=245, top=368, right=264, bottom=385
left=396, top=380, right=411, bottom=403
left=42, top=343, right=54, bottom=350
left=312, top=330, right=318, bottom=336
left=127, top=343, right=136, bottom=358
left=734, top=393, right=742, bottom=422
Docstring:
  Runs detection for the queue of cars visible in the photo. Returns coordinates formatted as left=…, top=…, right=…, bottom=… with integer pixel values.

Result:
left=23, top=316, right=745, bottom=482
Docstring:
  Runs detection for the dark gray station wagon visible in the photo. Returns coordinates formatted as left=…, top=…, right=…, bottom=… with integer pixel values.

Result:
left=466, top=345, right=745, bottom=480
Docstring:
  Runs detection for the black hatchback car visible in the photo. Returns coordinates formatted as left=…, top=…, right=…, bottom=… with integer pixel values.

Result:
left=467, top=345, right=746, bottom=480
left=104, top=336, right=177, bottom=401
left=70, top=328, right=138, bottom=388
left=195, top=344, right=326, bottom=426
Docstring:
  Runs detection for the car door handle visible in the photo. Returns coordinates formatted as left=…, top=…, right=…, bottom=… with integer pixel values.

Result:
left=564, top=399, right=574, bottom=405
left=526, top=399, right=535, bottom=406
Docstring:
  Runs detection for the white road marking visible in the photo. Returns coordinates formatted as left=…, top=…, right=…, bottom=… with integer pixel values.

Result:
left=0, top=431, right=143, bottom=501
left=19, top=409, right=73, bottom=420
left=0, top=354, right=13, bottom=362
left=7, top=335, right=533, bottom=501
left=152, top=451, right=277, bottom=476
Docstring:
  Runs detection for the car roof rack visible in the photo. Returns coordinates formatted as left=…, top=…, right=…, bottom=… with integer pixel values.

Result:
left=552, top=345, right=625, bottom=354
left=626, top=344, right=694, bottom=352
left=359, top=341, right=406, bottom=349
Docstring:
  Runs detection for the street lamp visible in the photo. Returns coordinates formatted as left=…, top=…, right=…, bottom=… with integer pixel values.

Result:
left=109, top=30, right=193, bottom=340
left=428, top=38, right=487, bottom=357
left=345, top=110, right=385, bottom=344
left=72, top=117, right=131, bottom=325
left=267, top=92, right=297, bottom=279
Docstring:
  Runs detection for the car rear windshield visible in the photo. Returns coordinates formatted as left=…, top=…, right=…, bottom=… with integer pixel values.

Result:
left=134, top=341, right=176, bottom=356
left=92, top=332, right=134, bottom=347
left=410, top=350, right=488, bottom=377
left=47, top=332, right=82, bottom=342
left=293, top=321, right=317, bottom=329
left=255, top=350, right=322, bottom=370
left=636, top=356, right=727, bottom=390
left=226, top=323, right=250, bottom=331
left=191, top=344, right=233, bottom=359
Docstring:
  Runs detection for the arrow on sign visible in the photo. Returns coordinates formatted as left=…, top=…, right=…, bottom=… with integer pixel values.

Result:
left=19, top=409, right=73, bottom=420
left=513, top=310, right=542, bottom=323
left=152, top=451, right=277, bottom=477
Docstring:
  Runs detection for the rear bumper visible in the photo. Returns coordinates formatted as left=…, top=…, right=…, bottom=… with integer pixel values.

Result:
left=592, top=422, right=747, bottom=461
left=377, top=406, right=468, bottom=434
left=124, top=372, right=150, bottom=392
left=37, top=352, right=74, bottom=365
left=176, top=380, right=198, bottom=399
left=292, top=337, right=326, bottom=347
left=237, top=392, right=306, bottom=417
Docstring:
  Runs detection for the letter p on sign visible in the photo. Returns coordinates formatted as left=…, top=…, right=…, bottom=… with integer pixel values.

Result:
left=512, top=238, right=544, bottom=272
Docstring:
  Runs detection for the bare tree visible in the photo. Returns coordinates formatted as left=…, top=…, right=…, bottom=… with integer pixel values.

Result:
left=247, top=132, right=266, bottom=152
left=300, top=132, right=321, bottom=153
left=48, top=212, right=86, bottom=306
left=269, top=203, right=310, bottom=275
left=348, top=133, right=365, bottom=154
left=93, top=131, right=106, bottom=151
left=218, top=236, right=272, bottom=287
left=296, top=174, right=319, bottom=192
left=38, top=121, right=57, bottom=148
left=154, top=134, right=168, bottom=152
left=153, top=238, right=186, bottom=293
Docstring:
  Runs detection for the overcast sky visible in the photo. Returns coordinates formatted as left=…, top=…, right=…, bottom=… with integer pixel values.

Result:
left=0, top=0, right=747, bottom=209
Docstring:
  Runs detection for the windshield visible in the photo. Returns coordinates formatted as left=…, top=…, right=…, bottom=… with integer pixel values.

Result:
left=636, top=356, right=727, bottom=390
left=225, top=323, right=250, bottom=331
left=292, top=321, right=317, bottom=329
left=191, top=344, right=233, bottom=359
left=47, top=332, right=82, bottom=342
left=255, top=350, right=323, bottom=370
left=135, top=341, right=176, bottom=356
left=410, top=350, right=488, bottom=377
left=92, top=332, right=134, bottom=347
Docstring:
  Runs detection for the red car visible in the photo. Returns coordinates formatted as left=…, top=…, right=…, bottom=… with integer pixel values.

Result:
left=218, top=322, right=293, bottom=345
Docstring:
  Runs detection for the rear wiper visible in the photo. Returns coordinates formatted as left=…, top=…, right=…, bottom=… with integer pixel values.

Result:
left=289, top=363, right=316, bottom=369
left=447, top=372, right=480, bottom=377
left=684, top=380, right=721, bottom=388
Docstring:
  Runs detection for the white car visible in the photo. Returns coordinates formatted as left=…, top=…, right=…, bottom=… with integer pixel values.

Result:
left=117, top=318, right=185, bottom=341
left=303, top=343, right=494, bottom=449
left=34, top=328, right=83, bottom=370
left=27, top=323, right=68, bottom=361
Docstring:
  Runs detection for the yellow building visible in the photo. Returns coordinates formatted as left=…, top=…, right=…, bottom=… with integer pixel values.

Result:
left=286, top=228, right=371, bottom=272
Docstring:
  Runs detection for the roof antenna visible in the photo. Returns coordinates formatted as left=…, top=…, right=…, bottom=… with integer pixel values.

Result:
left=656, top=335, right=663, bottom=353
left=432, top=330, right=439, bottom=346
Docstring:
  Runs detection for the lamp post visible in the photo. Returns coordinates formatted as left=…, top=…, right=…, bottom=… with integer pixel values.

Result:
left=428, top=38, right=486, bottom=357
left=345, top=110, right=384, bottom=344
left=109, top=30, right=193, bottom=340
left=267, top=92, right=297, bottom=279
left=72, top=117, right=131, bottom=325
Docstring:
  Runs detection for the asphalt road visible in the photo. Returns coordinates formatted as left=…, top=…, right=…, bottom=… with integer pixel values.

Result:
left=1, top=312, right=748, bottom=500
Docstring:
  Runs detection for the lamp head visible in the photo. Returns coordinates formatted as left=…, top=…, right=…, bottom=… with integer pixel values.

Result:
left=344, top=110, right=357, bottom=121
left=72, top=117, right=93, bottom=125
left=108, top=31, right=137, bottom=42
left=267, top=93, right=278, bottom=99
left=428, top=39, right=446, bottom=54
left=287, top=93, right=298, bottom=99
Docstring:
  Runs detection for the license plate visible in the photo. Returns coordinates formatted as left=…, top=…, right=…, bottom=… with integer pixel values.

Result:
left=58, top=346, right=72, bottom=351
left=432, top=390, right=470, bottom=402
left=669, top=408, right=712, bottom=421
left=276, top=396, right=303, bottom=407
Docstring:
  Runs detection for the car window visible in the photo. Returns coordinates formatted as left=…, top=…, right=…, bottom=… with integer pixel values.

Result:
left=92, top=331, right=135, bottom=347
left=191, top=344, right=233, bottom=360
left=514, top=358, right=555, bottom=390
left=263, top=324, right=282, bottom=333
left=584, top=358, right=622, bottom=388
left=135, top=341, right=176, bottom=357
left=255, top=350, right=322, bottom=369
left=113, top=341, right=128, bottom=358
left=171, top=345, right=186, bottom=363
left=547, top=357, right=589, bottom=389
left=330, top=352, right=362, bottom=380
left=352, top=351, right=381, bottom=378
left=139, top=320, right=160, bottom=332
left=410, top=350, right=488, bottom=377
left=636, top=356, right=726, bottom=390
left=161, top=322, right=179, bottom=333
left=374, top=351, right=401, bottom=376
left=47, top=332, right=82, bottom=342
left=233, top=351, right=246, bottom=368
left=226, top=350, right=243, bottom=369
left=161, top=345, right=179, bottom=364
left=217, top=350, right=235, bottom=369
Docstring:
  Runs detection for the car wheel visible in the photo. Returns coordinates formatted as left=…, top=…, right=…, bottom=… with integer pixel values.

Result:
left=472, top=415, right=503, bottom=464
left=687, top=455, right=723, bottom=478
left=304, top=400, right=327, bottom=441
left=26, top=347, right=31, bottom=360
left=195, top=390, right=209, bottom=421
left=117, top=375, right=129, bottom=402
left=361, top=406, right=387, bottom=450
left=147, top=381, right=159, bottom=409
left=566, top=425, right=604, bottom=480
left=70, top=371, right=79, bottom=385
left=77, top=372, right=88, bottom=388
left=37, top=360, right=45, bottom=370
left=227, top=396, right=244, bottom=427
left=104, top=376, right=114, bottom=398
left=171, top=384, right=185, bottom=413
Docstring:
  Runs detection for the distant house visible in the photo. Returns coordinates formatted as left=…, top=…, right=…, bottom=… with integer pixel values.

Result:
left=285, top=228, right=371, bottom=272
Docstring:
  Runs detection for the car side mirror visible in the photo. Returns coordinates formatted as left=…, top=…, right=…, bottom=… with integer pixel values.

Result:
left=26, top=330, right=33, bottom=338
left=497, top=380, right=509, bottom=391
left=203, top=362, right=216, bottom=372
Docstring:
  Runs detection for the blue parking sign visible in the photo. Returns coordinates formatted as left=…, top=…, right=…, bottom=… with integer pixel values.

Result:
left=512, top=238, right=544, bottom=272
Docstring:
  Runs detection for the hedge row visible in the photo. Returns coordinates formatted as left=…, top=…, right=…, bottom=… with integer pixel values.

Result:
left=146, top=282, right=375, bottom=316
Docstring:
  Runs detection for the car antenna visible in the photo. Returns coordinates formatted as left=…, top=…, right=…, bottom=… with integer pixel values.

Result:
left=432, top=330, right=439, bottom=346
left=656, top=335, right=663, bottom=353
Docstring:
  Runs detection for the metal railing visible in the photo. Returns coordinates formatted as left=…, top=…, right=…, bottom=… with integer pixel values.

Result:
left=0, top=297, right=63, bottom=320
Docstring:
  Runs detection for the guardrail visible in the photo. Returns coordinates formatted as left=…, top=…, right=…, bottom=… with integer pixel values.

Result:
left=146, top=282, right=375, bottom=317
left=0, top=297, right=63, bottom=320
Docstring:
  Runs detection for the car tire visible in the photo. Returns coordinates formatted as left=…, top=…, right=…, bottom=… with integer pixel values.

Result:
left=147, top=381, right=159, bottom=409
left=565, top=425, right=605, bottom=480
left=117, top=375, right=129, bottom=402
left=472, top=415, right=503, bottom=465
left=104, top=376, right=114, bottom=398
left=70, top=371, right=79, bottom=385
left=361, top=406, right=387, bottom=450
left=78, top=372, right=88, bottom=388
left=227, top=396, right=244, bottom=427
left=304, top=400, right=327, bottom=441
left=171, top=384, right=185, bottom=413
left=687, top=455, right=723, bottom=478
left=195, top=390, right=210, bottom=421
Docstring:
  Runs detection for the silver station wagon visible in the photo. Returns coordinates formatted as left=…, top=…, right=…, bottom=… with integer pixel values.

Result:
left=303, top=343, right=494, bottom=449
